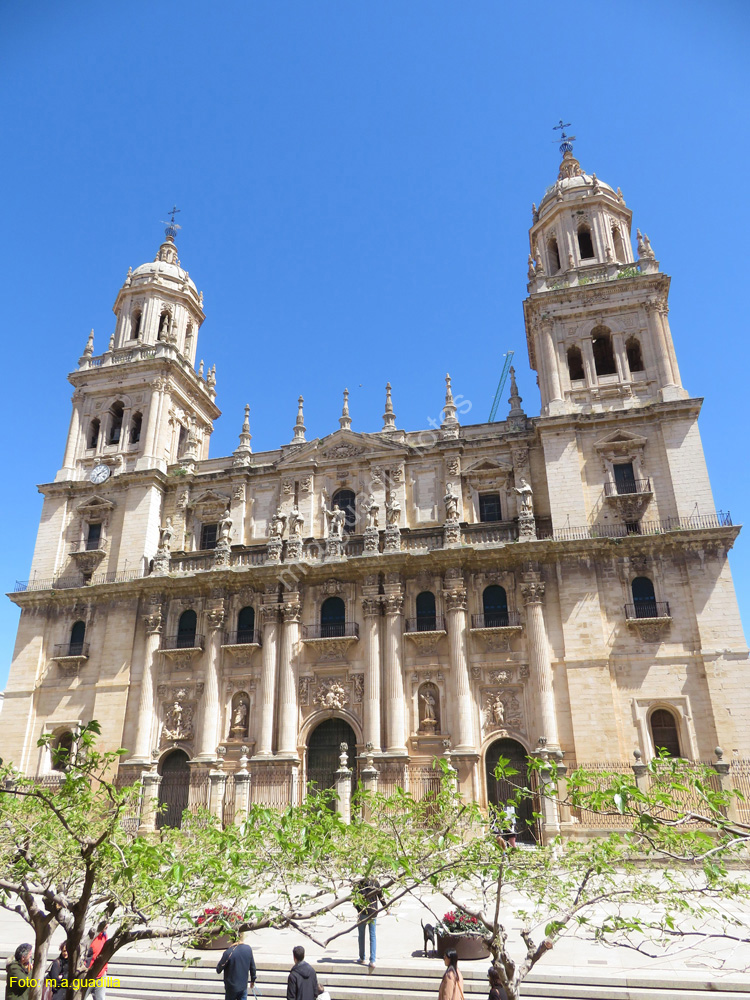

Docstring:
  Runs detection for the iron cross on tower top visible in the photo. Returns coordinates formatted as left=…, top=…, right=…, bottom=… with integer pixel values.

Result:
left=553, top=119, right=576, bottom=155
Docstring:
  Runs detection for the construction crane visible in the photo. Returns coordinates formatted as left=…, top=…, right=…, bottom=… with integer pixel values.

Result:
left=488, top=351, right=515, bottom=422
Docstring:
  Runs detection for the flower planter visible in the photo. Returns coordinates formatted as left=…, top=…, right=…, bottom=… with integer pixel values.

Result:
left=192, top=932, right=237, bottom=951
left=436, top=932, right=490, bottom=961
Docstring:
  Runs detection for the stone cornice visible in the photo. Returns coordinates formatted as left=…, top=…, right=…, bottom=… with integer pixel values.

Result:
left=529, top=396, right=704, bottom=433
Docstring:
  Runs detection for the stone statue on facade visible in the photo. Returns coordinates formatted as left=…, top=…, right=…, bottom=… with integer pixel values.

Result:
left=325, top=505, right=346, bottom=540
left=364, top=494, right=380, bottom=529
left=385, top=496, right=401, bottom=526
left=269, top=507, right=287, bottom=538
left=158, top=517, right=173, bottom=553
left=288, top=506, right=304, bottom=538
left=514, top=477, right=536, bottom=542
left=444, top=482, right=460, bottom=521
left=514, top=478, right=534, bottom=516
left=218, top=506, right=232, bottom=542
left=162, top=696, right=193, bottom=742
left=230, top=696, right=249, bottom=738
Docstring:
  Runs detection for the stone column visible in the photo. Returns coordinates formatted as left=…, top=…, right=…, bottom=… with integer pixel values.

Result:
left=138, top=766, right=162, bottom=834
left=60, top=392, right=83, bottom=475
left=362, top=595, right=382, bottom=751
left=383, top=586, right=407, bottom=755
left=334, top=743, right=352, bottom=825
left=196, top=603, right=225, bottom=761
left=254, top=604, right=281, bottom=758
left=645, top=300, right=676, bottom=390
left=208, top=752, right=228, bottom=821
left=712, top=748, right=740, bottom=824
left=538, top=320, right=562, bottom=407
left=535, top=751, right=561, bottom=844
left=276, top=596, right=301, bottom=758
left=521, top=574, right=559, bottom=750
left=233, top=746, right=252, bottom=822
left=359, top=742, right=379, bottom=821
left=443, top=584, right=475, bottom=752
left=139, top=377, right=166, bottom=467
left=132, top=605, right=163, bottom=763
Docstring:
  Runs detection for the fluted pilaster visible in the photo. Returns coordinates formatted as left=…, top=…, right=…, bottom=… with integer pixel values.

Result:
left=443, top=585, right=474, bottom=751
left=276, top=598, right=301, bottom=757
left=254, top=604, right=280, bottom=757
left=521, top=576, right=559, bottom=750
left=362, top=596, right=382, bottom=751
left=132, top=608, right=163, bottom=762
left=196, top=604, right=225, bottom=760
left=383, top=592, right=407, bottom=755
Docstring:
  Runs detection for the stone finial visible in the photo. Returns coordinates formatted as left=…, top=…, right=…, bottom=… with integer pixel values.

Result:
left=292, top=395, right=306, bottom=443
left=108, top=333, right=115, bottom=352
left=507, top=366, right=525, bottom=417
left=616, top=187, right=625, bottom=204
left=233, top=404, right=253, bottom=465
left=382, top=382, right=396, bottom=432
left=633, top=748, right=642, bottom=761
left=339, top=388, right=352, bottom=431
left=715, top=746, right=724, bottom=761
left=83, top=329, right=94, bottom=358
left=441, top=373, right=459, bottom=431
left=636, top=229, right=649, bottom=259
left=125, top=266, right=132, bottom=287
left=198, top=359, right=204, bottom=378
left=531, top=202, right=538, bottom=223
left=207, top=364, right=216, bottom=388
left=527, top=254, right=536, bottom=280
left=642, top=233, right=655, bottom=259
left=534, top=247, right=546, bottom=276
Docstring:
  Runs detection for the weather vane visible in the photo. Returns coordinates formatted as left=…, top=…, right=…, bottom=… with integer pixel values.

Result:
left=553, top=119, right=576, bottom=156
left=160, top=205, right=182, bottom=240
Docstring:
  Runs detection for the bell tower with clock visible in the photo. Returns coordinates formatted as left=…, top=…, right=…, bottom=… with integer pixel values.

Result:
left=28, top=220, right=221, bottom=587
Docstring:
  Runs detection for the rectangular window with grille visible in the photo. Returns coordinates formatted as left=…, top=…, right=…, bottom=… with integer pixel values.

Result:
left=200, top=523, right=218, bottom=550
left=479, top=493, right=501, bottom=522
left=86, top=522, right=102, bottom=550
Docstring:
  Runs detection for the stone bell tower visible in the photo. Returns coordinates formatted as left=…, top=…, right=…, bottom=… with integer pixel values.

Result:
left=523, top=129, right=687, bottom=417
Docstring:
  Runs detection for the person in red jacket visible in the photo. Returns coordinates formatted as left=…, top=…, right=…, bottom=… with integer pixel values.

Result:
left=85, top=921, right=109, bottom=1000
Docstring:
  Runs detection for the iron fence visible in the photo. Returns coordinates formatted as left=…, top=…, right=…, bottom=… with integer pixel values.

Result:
left=405, top=615, right=446, bottom=633
left=624, top=602, right=671, bottom=620
left=471, top=611, right=522, bottom=629
left=301, top=622, right=359, bottom=640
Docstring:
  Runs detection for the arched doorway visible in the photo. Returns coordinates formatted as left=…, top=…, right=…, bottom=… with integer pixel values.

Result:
left=157, top=749, right=191, bottom=829
left=307, top=718, right=357, bottom=802
left=485, top=738, right=538, bottom=844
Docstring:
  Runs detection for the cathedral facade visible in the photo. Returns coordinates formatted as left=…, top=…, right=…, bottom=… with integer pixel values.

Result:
left=2, top=142, right=748, bottom=831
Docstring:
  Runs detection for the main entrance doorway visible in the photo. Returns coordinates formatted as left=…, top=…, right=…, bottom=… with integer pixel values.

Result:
left=485, top=738, right=539, bottom=844
left=157, top=749, right=191, bottom=829
left=307, top=718, right=357, bottom=800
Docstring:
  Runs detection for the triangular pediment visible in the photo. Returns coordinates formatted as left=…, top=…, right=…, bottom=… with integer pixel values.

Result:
left=594, top=429, right=648, bottom=452
left=77, top=495, right=115, bottom=513
left=189, top=488, right=231, bottom=509
left=463, top=457, right=513, bottom=476
left=278, top=429, right=408, bottom=469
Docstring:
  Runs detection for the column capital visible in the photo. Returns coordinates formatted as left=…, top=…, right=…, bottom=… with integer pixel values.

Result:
left=442, top=587, right=467, bottom=613
left=382, top=594, right=403, bottom=616
left=361, top=596, right=382, bottom=617
left=282, top=601, right=302, bottom=624
left=521, top=580, right=545, bottom=605
left=143, top=612, right=163, bottom=634
left=206, top=608, right=226, bottom=631
left=261, top=604, right=281, bottom=626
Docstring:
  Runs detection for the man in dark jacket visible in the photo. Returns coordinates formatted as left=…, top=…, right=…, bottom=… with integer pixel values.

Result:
left=216, top=939, right=257, bottom=1000
left=5, top=943, right=33, bottom=1000
left=286, top=945, right=321, bottom=1000
left=354, top=876, right=386, bottom=969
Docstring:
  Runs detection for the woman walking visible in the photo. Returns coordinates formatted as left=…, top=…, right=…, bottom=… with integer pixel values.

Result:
left=487, top=965, right=509, bottom=1000
left=438, top=949, right=464, bottom=1000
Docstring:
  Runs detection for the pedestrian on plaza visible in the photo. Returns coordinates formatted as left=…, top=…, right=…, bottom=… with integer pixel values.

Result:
left=216, top=936, right=257, bottom=1000
left=85, top=920, right=109, bottom=999
left=286, top=945, right=322, bottom=1000
left=5, top=943, right=33, bottom=1000
left=490, top=803, right=517, bottom=850
left=438, top=949, right=464, bottom=1000
left=487, top=965, right=508, bottom=1000
left=353, top=874, right=385, bottom=969
left=47, top=942, right=69, bottom=1000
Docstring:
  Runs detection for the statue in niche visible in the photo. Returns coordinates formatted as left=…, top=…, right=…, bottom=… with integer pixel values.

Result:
left=162, top=695, right=194, bottom=742
left=229, top=693, right=249, bottom=738
left=364, top=494, right=380, bottom=529
left=269, top=507, right=287, bottom=538
left=158, top=517, right=173, bottom=553
left=418, top=683, right=440, bottom=735
left=492, top=694, right=505, bottom=725
left=325, top=505, right=346, bottom=539
left=514, top=478, right=534, bottom=516
left=218, top=506, right=232, bottom=543
left=288, top=506, right=304, bottom=538
left=385, top=495, right=401, bottom=526
left=444, top=483, right=460, bottom=521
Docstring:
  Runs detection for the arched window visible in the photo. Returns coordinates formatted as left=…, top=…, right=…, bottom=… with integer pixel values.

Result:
left=185, top=323, right=193, bottom=354
left=157, top=310, right=171, bottom=341
left=236, top=606, right=256, bottom=644
left=320, top=596, right=346, bottom=638
left=332, top=489, right=357, bottom=534
left=131, top=310, right=142, bottom=340
left=567, top=346, right=585, bottom=381
left=612, top=226, right=625, bottom=262
left=51, top=731, right=75, bottom=772
left=591, top=327, right=617, bottom=377
left=577, top=225, right=595, bottom=260
left=650, top=708, right=681, bottom=758
left=631, top=577, right=657, bottom=618
left=69, top=620, right=86, bottom=655
left=88, top=418, right=100, bottom=449
left=108, top=401, right=124, bottom=444
left=416, top=591, right=437, bottom=632
left=130, top=412, right=142, bottom=444
left=547, top=236, right=560, bottom=274
left=626, top=336, right=644, bottom=373
left=482, top=585, right=508, bottom=628
left=177, top=609, right=197, bottom=648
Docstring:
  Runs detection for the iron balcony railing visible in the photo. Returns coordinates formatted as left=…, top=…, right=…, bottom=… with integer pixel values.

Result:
left=405, top=615, right=446, bottom=633
left=471, top=611, right=522, bottom=629
left=625, top=601, right=671, bottom=620
left=13, top=568, right=143, bottom=593
left=301, top=622, right=360, bottom=640
left=223, top=629, right=262, bottom=646
left=536, top=511, right=732, bottom=542
left=604, top=479, right=652, bottom=497
left=162, top=633, right=205, bottom=650
left=53, top=642, right=89, bottom=658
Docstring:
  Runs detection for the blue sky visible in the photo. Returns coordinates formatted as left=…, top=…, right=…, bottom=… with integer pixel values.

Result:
left=1, top=1, right=748, bottom=687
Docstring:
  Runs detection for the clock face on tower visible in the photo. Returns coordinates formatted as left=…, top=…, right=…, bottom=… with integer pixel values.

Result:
left=90, top=464, right=111, bottom=485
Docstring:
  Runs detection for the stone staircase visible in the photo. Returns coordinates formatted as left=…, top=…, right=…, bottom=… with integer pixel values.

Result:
left=77, top=954, right=750, bottom=999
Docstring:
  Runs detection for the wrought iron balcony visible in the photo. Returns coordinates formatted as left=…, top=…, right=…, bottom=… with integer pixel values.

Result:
left=162, top=632, right=205, bottom=650
left=405, top=615, right=446, bottom=633
left=624, top=601, right=671, bottom=620
left=471, top=611, right=522, bottom=629
left=52, top=642, right=89, bottom=658
left=223, top=629, right=262, bottom=647
left=301, top=622, right=359, bottom=640
left=604, top=479, right=652, bottom=497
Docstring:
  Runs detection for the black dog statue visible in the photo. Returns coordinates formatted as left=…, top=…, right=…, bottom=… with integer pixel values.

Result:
left=421, top=917, right=436, bottom=957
